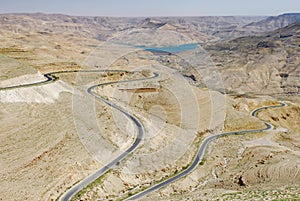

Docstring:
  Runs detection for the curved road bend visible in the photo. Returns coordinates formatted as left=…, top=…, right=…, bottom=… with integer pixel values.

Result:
left=0, top=69, right=147, bottom=91
left=0, top=69, right=159, bottom=201
left=60, top=72, right=159, bottom=201
left=126, top=102, right=287, bottom=200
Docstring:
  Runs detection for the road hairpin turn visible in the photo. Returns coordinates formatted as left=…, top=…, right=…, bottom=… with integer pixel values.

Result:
left=0, top=69, right=287, bottom=201
left=0, top=69, right=158, bottom=201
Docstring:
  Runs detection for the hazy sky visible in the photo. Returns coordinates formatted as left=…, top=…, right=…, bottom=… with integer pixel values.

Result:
left=0, top=0, right=299, bottom=17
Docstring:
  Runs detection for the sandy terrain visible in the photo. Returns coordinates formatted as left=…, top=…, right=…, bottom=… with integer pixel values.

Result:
left=0, top=13, right=299, bottom=201
left=141, top=98, right=300, bottom=201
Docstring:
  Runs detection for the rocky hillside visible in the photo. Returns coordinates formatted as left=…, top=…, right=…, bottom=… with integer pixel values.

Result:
left=134, top=16, right=267, bottom=41
left=112, top=17, right=219, bottom=45
left=205, top=21, right=300, bottom=96
left=0, top=13, right=299, bottom=91
left=1, top=13, right=299, bottom=43
left=205, top=13, right=300, bottom=41
left=101, top=13, right=298, bottom=41
left=0, top=13, right=139, bottom=40
left=0, top=13, right=267, bottom=43
left=245, top=13, right=300, bottom=30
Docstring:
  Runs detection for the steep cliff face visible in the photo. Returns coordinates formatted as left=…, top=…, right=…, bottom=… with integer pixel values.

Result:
left=205, top=21, right=300, bottom=96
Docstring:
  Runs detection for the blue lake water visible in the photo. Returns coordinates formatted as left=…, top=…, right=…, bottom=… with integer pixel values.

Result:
left=136, top=43, right=200, bottom=53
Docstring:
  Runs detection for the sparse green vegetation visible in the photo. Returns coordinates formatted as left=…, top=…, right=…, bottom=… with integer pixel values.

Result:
left=70, top=170, right=111, bottom=201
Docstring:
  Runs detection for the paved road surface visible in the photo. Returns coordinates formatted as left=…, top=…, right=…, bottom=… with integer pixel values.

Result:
left=1, top=70, right=286, bottom=200
left=60, top=71, right=158, bottom=201
left=125, top=102, right=287, bottom=200
left=0, top=69, right=158, bottom=201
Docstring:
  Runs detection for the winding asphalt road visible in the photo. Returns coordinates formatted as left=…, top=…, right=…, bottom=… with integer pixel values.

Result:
left=0, top=69, right=158, bottom=201
left=59, top=71, right=159, bottom=201
left=0, top=69, right=140, bottom=91
left=125, top=102, right=287, bottom=200
left=1, top=70, right=287, bottom=200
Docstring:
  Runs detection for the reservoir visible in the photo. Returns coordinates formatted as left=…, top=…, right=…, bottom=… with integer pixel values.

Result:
left=136, top=43, right=200, bottom=53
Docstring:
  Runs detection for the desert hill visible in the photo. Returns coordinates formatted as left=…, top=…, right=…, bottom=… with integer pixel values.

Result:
left=1, top=13, right=299, bottom=44
left=0, top=13, right=267, bottom=42
left=245, top=13, right=300, bottom=30
left=0, top=12, right=299, bottom=201
left=205, top=20, right=300, bottom=96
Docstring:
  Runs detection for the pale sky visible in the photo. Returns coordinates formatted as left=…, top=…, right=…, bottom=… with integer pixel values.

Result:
left=0, top=0, right=299, bottom=17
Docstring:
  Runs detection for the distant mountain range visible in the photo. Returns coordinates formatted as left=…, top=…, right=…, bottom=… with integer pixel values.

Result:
left=0, top=12, right=299, bottom=96
left=245, top=13, right=300, bottom=30
left=1, top=12, right=299, bottom=42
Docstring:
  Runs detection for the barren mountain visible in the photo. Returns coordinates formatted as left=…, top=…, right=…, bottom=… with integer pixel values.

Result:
left=0, top=13, right=139, bottom=40
left=245, top=13, right=300, bottom=31
left=205, top=13, right=300, bottom=41
left=205, top=21, right=300, bottom=96
left=134, top=16, right=268, bottom=41
left=1, top=13, right=299, bottom=44
left=0, top=12, right=299, bottom=201
left=0, top=13, right=269, bottom=43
